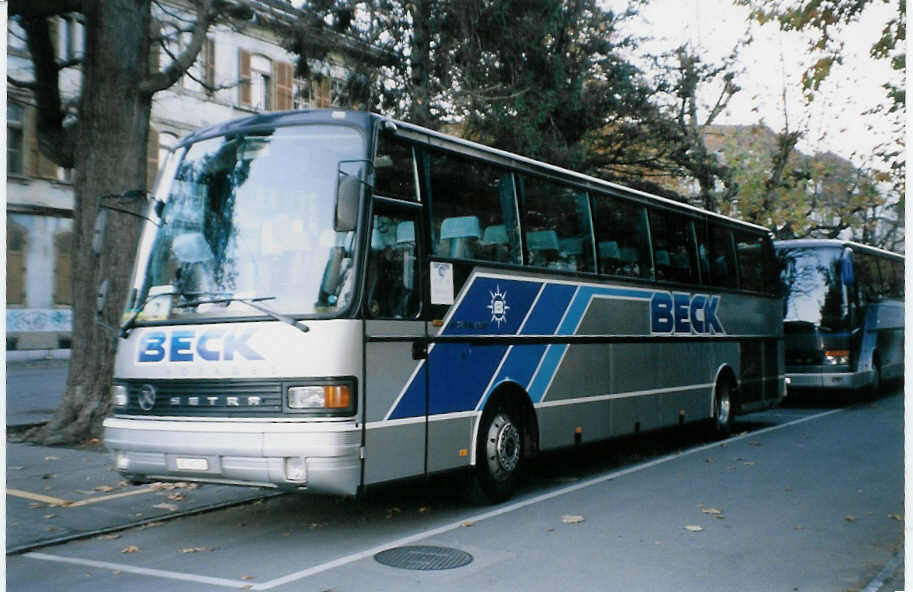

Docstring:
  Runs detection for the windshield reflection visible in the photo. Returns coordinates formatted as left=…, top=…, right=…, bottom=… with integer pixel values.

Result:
left=778, top=246, right=845, bottom=330
left=129, top=124, right=366, bottom=321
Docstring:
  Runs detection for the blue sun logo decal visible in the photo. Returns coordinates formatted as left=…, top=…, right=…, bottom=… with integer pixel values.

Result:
left=487, top=285, right=510, bottom=328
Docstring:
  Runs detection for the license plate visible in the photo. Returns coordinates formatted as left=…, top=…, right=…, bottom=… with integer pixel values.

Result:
left=175, top=457, right=208, bottom=471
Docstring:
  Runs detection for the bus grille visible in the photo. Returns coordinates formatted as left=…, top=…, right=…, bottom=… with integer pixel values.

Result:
left=119, top=379, right=283, bottom=417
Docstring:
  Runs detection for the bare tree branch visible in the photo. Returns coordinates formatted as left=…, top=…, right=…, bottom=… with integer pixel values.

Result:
left=140, top=0, right=215, bottom=95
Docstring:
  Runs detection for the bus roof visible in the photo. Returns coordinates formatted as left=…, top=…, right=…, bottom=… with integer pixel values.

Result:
left=178, top=109, right=773, bottom=236
left=774, top=238, right=904, bottom=260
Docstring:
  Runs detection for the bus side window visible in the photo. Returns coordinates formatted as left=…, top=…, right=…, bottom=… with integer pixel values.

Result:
left=374, top=137, right=418, bottom=201
left=708, top=223, right=738, bottom=289
left=427, top=151, right=520, bottom=264
left=365, top=211, right=420, bottom=319
left=591, top=194, right=650, bottom=278
left=854, top=253, right=879, bottom=304
left=733, top=231, right=765, bottom=292
left=518, top=174, right=595, bottom=272
left=649, top=209, right=699, bottom=285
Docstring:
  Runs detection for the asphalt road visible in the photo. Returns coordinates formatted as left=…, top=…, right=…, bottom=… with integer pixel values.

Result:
left=5, top=359, right=70, bottom=426
left=5, top=384, right=903, bottom=592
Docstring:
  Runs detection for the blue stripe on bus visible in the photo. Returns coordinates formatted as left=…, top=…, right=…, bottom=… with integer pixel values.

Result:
left=527, top=285, right=652, bottom=402
left=388, top=277, right=654, bottom=418
left=477, top=283, right=577, bottom=409
left=388, top=277, right=541, bottom=419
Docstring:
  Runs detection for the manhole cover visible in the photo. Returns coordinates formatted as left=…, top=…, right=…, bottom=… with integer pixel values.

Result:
left=374, top=545, right=473, bottom=570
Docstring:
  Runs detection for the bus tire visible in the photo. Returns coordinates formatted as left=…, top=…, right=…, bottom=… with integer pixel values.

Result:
left=467, top=405, right=523, bottom=504
left=712, top=378, right=735, bottom=439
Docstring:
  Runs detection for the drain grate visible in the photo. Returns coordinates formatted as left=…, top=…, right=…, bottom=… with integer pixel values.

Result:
left=374, top=545, right=473, bottom=571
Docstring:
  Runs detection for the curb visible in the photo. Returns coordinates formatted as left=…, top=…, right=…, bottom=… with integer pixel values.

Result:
left=6, top=349, right=72, bottom=362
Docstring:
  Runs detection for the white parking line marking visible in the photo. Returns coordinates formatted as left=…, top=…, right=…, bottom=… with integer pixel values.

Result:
left=24, top=408, right=845, bottom=590
left=860, top=551, right=903, bottom=592
left=25, top=552, right=252, bottom=589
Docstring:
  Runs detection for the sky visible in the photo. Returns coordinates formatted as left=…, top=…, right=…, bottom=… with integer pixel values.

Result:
left=603, top=0, right=901, bottom=170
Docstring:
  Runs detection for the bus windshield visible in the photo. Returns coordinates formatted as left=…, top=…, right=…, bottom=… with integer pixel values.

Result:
left=778, top=246, right=845, bottom=330
left=130, top=124, right=366, bottom=322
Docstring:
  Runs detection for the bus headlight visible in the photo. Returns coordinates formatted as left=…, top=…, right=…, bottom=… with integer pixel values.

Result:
left=824, top=350, right=850, bottom=365
left=112, top=385, right=129, bottom=407
left=287, top=384, right=353, bottom=412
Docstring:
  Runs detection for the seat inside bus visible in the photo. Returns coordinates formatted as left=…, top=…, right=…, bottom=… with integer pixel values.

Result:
left=439, top=216, right=481, bottom=259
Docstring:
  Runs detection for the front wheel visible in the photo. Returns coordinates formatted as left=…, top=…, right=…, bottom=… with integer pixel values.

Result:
left=466, top=408, right=523, bottom=503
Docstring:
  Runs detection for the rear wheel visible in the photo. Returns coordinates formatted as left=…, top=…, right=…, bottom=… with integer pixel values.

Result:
left=712, top=378, right=734, bottom=438
left=467, top=406, right=523, bottom=503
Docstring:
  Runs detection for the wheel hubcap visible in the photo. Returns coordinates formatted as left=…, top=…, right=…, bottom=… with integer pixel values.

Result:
left=716, top=388, right=731, bottom=428
left=486, top=413, right=520, bottom=478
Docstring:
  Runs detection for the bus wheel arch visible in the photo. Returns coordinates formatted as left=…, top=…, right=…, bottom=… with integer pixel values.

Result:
left=711, top=365, right=738, bottom=438
left=467, top=383, right=537, bottom=503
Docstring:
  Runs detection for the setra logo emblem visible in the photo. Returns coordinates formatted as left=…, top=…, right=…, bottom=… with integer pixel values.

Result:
left=138, top=384, right=157, bottom=411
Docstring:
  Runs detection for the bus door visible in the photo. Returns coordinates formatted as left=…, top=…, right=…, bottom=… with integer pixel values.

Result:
left=362, top=200, right=426, bottom=486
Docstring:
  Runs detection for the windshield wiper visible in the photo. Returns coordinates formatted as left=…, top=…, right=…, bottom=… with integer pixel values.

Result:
left=174, top=296, right=310, bottom=333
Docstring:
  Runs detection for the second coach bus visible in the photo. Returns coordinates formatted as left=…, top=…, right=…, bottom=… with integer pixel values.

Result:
left=104, top=109, right=785, bottom=502
left=776, top=239, right=903, bottom=393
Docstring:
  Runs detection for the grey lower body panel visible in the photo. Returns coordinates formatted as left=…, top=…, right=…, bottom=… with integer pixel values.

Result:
left=103, top=417, right=362, bottom=496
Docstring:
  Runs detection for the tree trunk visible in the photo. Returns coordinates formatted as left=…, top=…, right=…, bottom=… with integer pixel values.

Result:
left=29, top=1, right=152, bottom=445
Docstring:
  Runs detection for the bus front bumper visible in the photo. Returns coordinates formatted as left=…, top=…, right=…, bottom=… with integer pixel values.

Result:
left=785, top=368, right=872, bottom=390
left=103, top=417, right=361, bottom=496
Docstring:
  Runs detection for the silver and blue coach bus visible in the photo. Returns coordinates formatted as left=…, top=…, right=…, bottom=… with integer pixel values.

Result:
left=104, top=110, right=785, bottom=502
left=776, top=239, right=903, bottom=393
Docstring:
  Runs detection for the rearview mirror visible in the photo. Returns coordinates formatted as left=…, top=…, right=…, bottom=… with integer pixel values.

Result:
left=335, top=172, right=360, bottom=232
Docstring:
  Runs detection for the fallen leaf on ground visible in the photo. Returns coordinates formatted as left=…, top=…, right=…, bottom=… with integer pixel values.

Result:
left=242, top=575, right=255, bottom=580
left=701, top=508, right=723, bottom=515
left=98, top=533, right=121, bottom=540
left=43, top=514, right=56, bottom=519
left=181, top=547, right=211, bottom=553
left=153, top=503, right=178, bottom=511
left=44, top=456, right=58, bottom=461
left=684, top=525, right=704, bottom=532
left=562, top=515, right=585, bottom=524
left=28, top=503, right=42, bottom=509
left=845, top=515, right=856, bottom=523
left=461, top=521, right=476, bottom=527
left=94, top=485, right=115, bottom=493
left=121, top=545, right=140, bottom=553
left=165, top=492, right=186, bottom=501
left=889, top=514, right=903, bottom=521
left=8, top=466, right=24, bottom=470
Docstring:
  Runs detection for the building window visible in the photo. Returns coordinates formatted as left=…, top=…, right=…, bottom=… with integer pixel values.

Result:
left=8, top=103, right=24, bottom=175
left=7, top=221, right=27, bottom=306
left=250, top=54, right=272, bottom=111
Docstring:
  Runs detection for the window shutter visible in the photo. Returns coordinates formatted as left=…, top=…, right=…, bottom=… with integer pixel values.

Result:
left=146, top=126, right=160, bottom=192
left=275, top=61, right=293, bottom=110
left=7, top=223, right=27, bottom=306
left=54, top=231, right=73, bottom=306
left=204, top=38, right=216, bottom=92
left=239, top=49, right=251, bottom=107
